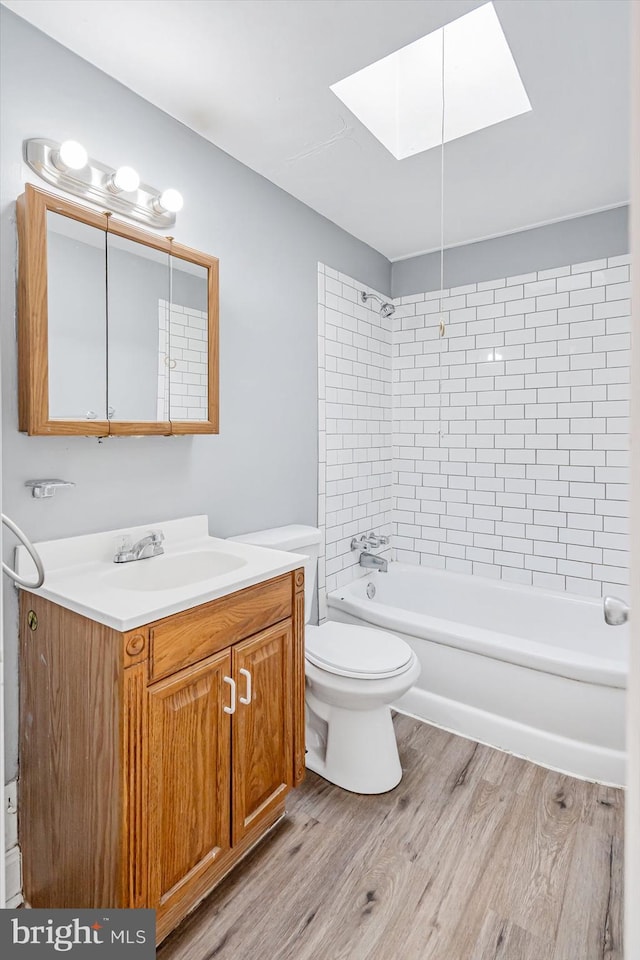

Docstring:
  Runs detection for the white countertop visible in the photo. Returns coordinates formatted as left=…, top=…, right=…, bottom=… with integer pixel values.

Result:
left=15, top=515, right=303, bottom=631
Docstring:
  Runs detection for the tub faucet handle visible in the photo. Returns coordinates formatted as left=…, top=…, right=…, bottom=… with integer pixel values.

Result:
left=351, top=532, right=389, bottom=551
left=371, top=533, right=390, bottom=546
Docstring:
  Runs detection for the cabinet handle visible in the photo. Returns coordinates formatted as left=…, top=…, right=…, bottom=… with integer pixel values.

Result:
left=239, top=668, right=252, bottom=705
left=223, top=676, right=236, bottom=715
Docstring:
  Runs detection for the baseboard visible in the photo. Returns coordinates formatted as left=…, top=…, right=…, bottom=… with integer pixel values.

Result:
left=394, top=686, right=625, bottom=787
left=6, top=845, right=22, bottom=907
left=5, top=780, right=23, bottom=907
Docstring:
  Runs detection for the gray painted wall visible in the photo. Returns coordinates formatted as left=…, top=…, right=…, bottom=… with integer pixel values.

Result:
left=392, top=206, right=630, bottom=297
left=0, top=8, right=390, bottom=781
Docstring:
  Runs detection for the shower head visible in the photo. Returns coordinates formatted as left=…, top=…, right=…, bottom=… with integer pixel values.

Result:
left=360, top=291, right=396, bottom=318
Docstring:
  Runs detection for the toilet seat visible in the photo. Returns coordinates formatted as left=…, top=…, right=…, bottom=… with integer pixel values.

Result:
left=305, top=623, right=414, bottom=680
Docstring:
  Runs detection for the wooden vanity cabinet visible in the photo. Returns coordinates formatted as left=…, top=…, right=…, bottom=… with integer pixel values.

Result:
left=19, top=568, right=305, bottom=943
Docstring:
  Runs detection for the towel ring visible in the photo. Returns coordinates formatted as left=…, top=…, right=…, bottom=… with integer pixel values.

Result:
left=1, top=514, right=45, bottom=589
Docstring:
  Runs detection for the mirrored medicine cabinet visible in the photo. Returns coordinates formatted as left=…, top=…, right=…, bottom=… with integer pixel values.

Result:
left=17, top=184, right=219, bottom=436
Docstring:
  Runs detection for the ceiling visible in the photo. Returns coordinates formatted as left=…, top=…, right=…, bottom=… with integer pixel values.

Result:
left=2, top=0, right=630, bottom=260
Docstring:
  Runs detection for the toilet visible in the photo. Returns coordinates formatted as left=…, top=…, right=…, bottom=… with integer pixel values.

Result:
left=228, top=525, right=420, bottom=794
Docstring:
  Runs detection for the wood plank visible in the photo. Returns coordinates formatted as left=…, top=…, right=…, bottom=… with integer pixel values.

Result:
left=551, top=822, right=624, bottom=960
left=158, top=715, right=624, bottom=960
left=394, top=774, right=521, bottom=958
left=470, top=910, right=553, bottom=960
left=160, top=800, right=380, bottom=960
left=490, top=767, right=589, bottom=941
left=156, top=803, right=287, bottom=945
left=279, top=844, right=431, bottom=960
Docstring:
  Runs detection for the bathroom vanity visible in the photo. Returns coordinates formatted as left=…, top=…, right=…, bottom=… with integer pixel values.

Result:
left=16, top=518, right=305, bottom=943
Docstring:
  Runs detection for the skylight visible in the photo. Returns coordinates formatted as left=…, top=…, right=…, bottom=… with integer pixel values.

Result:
left=330, top=2, right=532, bottom=160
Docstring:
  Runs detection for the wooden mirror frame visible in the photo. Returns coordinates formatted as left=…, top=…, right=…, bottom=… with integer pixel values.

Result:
left=17, top=184, right=219, bottom=436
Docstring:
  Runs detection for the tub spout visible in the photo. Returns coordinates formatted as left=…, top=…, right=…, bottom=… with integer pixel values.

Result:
left=359, top=550, right=388, bottom=573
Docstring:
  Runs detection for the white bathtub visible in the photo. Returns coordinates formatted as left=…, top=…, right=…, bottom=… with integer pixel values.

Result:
left=327, top=563, right=628, bottom=785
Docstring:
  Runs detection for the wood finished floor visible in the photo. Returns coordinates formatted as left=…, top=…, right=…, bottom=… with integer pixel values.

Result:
left=158, top=715, right=624, bottom=960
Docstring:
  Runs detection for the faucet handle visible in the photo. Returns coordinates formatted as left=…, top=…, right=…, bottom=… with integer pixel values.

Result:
left=149, top=529, right=165, bottom=543
left=365, top=531, right=389, bottom=548
left=351, top=531, right=390, bottom=550
left=113, top=535, right=134, bottom=563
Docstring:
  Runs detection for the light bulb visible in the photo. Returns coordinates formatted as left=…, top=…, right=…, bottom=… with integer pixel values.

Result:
left=54, top=140, right=88, bottom=171
left=108, top=165, right=140, bottom=193
left=155, top=188, right=183, bottom=214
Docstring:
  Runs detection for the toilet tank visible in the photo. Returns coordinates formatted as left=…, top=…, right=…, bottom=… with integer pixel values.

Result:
left=227, top=525, right=321, bottom=624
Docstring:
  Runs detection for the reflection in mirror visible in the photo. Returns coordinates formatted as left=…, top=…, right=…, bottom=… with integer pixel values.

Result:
left=46, top=211, right=107, bottom=420
left=163, top=257, right=209, bottom=422
left=107, top=233, right=170, bottom=422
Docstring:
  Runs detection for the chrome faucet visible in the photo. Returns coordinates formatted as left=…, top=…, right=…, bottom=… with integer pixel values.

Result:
left=113, top=530, right=165, bottom=563
left=359, top=550, right=388, bottom=573
left=350, top=530, right=390, bottom=573
left=351, top=532, right=390, bottom=551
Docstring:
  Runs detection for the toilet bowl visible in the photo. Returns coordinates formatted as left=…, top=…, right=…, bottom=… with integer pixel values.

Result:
left=305, top=622, right=420, bottom=793
left=228, top=525, right=421, bottom=794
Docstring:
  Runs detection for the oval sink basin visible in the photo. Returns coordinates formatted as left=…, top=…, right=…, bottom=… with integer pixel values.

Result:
left=105, top=551, right=247, bottom=591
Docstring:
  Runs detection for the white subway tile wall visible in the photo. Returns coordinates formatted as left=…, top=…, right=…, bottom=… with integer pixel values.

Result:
left=317, top=264, right=393, bottom=620
left=393, top=256, right=630, bottom=598
left=317, top=256, right=630, bottom=614
left=157, top=300, right=209, bottom=421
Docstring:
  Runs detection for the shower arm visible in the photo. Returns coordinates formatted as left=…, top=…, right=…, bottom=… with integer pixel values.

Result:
left=360, top=291, right=395, bottom=317
left=360, top=291, right=383, bottom=306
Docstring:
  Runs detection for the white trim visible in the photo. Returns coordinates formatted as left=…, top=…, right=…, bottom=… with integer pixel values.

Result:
left=390, top=201, right=629, bottom=262
left=395, top=688, right=624, bottom=787
left=5, top=846, right=22, bottom=908
left=625, top=2, right=640, bottom=955
left=0, top=195, right=5, bottom=908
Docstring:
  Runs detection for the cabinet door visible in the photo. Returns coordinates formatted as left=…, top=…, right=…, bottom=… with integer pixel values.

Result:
left=147, top=650, right=232, bottom=918
left=232, top=621, right=294, bottom=845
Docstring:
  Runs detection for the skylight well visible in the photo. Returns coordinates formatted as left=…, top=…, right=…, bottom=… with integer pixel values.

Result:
left=330, top=2, right=532, bottom=160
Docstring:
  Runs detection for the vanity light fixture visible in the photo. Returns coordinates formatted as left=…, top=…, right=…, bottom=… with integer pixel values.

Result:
left=153, top=187, right=184, bottom=214
left=24, top=138, right=183, bottom=228
left=107, top=165, right=141, bottom=194
left=52, top=139, right=88, bottom=172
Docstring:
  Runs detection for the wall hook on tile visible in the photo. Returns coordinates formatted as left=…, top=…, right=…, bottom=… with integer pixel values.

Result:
left=439, top=318, right=446, bottom=337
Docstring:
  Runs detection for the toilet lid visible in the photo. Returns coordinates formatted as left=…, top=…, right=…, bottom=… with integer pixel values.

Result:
left=305, top=623, right=414, bottom=679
